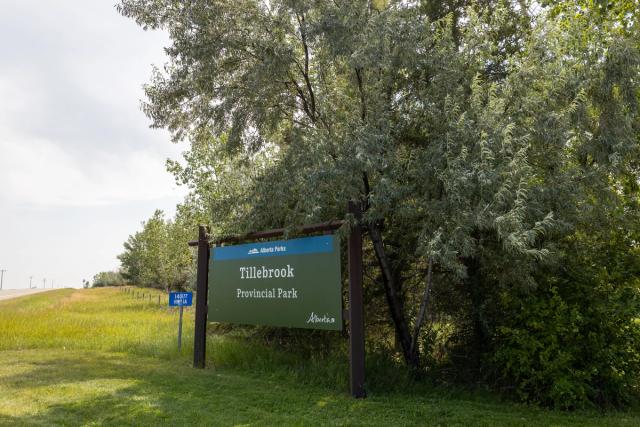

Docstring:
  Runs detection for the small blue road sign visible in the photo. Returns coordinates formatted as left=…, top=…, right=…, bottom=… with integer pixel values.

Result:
left=169, top=292, right=193, bottom=307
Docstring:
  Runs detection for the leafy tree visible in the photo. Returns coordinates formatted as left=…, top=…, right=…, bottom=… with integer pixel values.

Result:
left=118, top=210, right=195, bottom=291
left=119, top=0, right=640, bottom=406
left=544, top=0, right=640, bottom=35
left=92, top=271, right=125, bottom=287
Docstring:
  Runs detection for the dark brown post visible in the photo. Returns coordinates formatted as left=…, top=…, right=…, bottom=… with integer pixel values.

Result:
left=193, top=225, right=210, bottom=368
left=348, top=201, right=366, bottom=398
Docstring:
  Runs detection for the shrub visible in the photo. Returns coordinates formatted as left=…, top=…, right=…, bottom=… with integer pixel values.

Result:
left=493, top=235, right=640, bottom=409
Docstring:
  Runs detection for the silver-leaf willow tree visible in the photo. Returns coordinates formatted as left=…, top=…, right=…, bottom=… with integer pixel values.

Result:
left=119, top=0, right=640, bottom=406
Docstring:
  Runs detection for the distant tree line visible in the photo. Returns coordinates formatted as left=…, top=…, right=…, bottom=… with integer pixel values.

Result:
left=91, top=271, right=125, bottom=288
left=116, top=0, right=640, bottom=409
left=117, top=206, right=204, bottom=292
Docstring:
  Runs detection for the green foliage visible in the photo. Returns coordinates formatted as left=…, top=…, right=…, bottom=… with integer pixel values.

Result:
left=494, top=223, right=640, bottom=408
left=91, top=271, right=124, bottom=288
left=118, top=209, right=195, bottom=291
left=544, top=0, right=640, bottom=35
left=494, top=282, right=640, bottom=409
left=118, top=0, right=640, bottom=407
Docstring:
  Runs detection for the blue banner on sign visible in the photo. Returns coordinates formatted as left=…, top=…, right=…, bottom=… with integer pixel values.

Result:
left=169, top=292, right=193, bottom=307
left=212, top=235, right=334, bottom=261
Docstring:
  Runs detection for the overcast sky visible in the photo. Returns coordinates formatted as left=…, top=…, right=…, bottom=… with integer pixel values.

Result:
left=0, top=1, right=187, bottom=289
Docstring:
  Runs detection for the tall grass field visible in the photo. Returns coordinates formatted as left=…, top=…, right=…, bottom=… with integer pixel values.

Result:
left=0, top=288, right=638, bottom=426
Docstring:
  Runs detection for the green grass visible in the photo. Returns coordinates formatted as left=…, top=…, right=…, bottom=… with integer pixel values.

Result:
left=0, top=288, right=639, bottom=426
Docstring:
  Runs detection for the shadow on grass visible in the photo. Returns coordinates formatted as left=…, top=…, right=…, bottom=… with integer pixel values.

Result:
left=1, top=350, right=635, bottom=427
left=0, top=350, right=357, bottom=426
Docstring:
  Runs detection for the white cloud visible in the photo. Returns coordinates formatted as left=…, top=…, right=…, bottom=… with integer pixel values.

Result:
left=0, top=1, right=190, bottom=288
left=0, top=1, right=185, bottom=208
left=0, top=129, right=184, bottom=207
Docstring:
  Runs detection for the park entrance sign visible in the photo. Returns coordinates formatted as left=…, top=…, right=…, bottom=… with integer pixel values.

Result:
left=208, top=235, right=342, bottom=330
left=189, top=202, right=365, bottom=398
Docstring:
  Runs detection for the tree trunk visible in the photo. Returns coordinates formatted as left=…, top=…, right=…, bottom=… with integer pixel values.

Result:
left=410, top=257, right=433, bottom=357
left=463, top=256, right=488, bottom=361
left=368, top=222, right=420, bottom=369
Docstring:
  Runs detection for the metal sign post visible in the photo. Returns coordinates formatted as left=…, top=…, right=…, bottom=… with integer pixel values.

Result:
left=169, top=292, right=193, bottom=352
left=178, top=306, right=183, bottom=351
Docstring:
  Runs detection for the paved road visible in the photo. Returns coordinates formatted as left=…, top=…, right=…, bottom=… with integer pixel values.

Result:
left=0, top=288, right=60, bottom=302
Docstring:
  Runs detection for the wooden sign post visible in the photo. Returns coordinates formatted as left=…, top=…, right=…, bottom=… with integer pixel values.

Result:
left=189, top=202, right=366, bottom=398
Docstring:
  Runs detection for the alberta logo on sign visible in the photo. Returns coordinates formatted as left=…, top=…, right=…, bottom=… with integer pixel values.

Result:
left=306, top=312, right=337, bottom=325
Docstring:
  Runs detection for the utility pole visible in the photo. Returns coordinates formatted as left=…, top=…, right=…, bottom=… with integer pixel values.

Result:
left=0, top=269, right=6, bottom=290
left=29, top=276, right=33, bottom=289
left=43, top=278, right=46, bottom=289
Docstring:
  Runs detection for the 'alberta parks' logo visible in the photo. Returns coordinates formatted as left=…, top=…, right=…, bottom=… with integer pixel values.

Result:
left=306, top=312, right=336, bottom=324
left=247, top=245, right=287, bottom=255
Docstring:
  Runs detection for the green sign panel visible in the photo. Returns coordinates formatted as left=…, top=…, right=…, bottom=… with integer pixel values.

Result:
left=208, top=235, right=343, bottom=330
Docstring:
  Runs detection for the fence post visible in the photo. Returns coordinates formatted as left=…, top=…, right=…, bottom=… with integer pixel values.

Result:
left=193, top=225, right=210, bottom=368
left=348, top=201, right=366, bottom=398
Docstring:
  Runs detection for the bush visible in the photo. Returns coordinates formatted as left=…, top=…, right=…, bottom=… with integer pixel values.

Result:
left=493, top=235, right=640, bottom=409
left=92, top=271, right=125, bottom=288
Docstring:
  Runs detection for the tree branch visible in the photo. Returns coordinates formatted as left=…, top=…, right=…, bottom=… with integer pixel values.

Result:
left=355, top=67, right=366, bottom=121
left=296, top=11, right=317, bottom=122
left=410, top=257, right=433, bottom=356
left=286, top=74, right=314, bottom=123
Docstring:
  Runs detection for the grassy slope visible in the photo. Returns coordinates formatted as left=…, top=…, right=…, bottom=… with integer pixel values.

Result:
left=0, top=288, right=638, bottom=426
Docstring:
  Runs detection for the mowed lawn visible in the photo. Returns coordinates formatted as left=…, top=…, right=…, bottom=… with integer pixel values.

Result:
left=0, top=288, right=639, bottom=426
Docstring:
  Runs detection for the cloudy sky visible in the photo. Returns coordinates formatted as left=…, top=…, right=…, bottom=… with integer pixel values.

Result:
left=0, top=1, right=187, bottom=289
